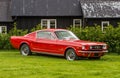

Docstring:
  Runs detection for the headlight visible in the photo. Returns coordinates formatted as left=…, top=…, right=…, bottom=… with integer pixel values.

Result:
left=90, top=46, right=92, bottom=49
left=82, top=45, right=85, bottom=50
left=103, top=45, right=107, bottom=49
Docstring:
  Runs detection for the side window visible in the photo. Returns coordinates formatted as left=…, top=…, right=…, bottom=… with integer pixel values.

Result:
left=37, top=31, right=55, bottom=40
left=73, top=19, right=82, bottom=28
left=101, top=21, right=109, bottom=32
left=0, top=26, right=7, bottom=34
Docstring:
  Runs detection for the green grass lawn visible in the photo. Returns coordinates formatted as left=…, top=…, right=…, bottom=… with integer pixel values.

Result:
left=0, top=50, right=120, bottom=78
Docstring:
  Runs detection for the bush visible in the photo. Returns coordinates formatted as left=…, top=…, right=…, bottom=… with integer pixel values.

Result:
left=30, top=24, right=42, bottom=32
left=0, top=34, right=12, bottom=49
left=0, top=23, right=28, bottom=50
left=9, top=23, right=28, bottom=36
left=104, top=25, right=120, bottom=54
left=68, top=25, right=120, bottom=54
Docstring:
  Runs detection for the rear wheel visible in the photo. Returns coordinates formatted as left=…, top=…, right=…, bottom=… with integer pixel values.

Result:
left=20, top=44, right=32, bottom=56
left=65, top=49, right=78, bottom=61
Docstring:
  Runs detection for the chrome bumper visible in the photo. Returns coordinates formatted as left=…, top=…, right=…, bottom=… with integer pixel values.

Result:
left=78, top=50, right=108, bottom=53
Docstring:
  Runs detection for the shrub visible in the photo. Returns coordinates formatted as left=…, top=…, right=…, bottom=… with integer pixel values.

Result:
left=30, top=24, right=42, bottom=32
left=9, top=22, right=28, bottom=36
left=0, top=34, right=12, bottom=49
left=0, top=23, right=28, bottom=50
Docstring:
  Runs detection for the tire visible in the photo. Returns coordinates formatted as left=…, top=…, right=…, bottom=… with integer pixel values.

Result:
left=20, top=44, right=32, bottom=56
left=65, top=49, right=78, bottom=61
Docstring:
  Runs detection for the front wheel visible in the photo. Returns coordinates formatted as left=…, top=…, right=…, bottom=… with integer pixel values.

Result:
left=20, top=44, right=32, bottom=56
left=65, top=49, right=78, bottom=61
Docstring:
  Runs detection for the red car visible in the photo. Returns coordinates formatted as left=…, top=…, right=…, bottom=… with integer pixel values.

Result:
left=10, top=29, right=108, bottom=60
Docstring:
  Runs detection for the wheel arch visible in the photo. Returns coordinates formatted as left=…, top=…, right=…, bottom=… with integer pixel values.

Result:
left=19, top=42, right=30, bottom=50
left=64, top=47, right=77, bottom=57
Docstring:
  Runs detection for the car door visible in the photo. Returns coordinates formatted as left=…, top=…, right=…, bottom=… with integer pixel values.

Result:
left=32, top=31, right=58, bottom=53
left=41, top=32, right=58, bottom=53
left=32, top=31, right=48, bottom=52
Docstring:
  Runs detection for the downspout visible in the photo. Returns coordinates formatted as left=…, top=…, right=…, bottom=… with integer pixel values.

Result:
left=79, top=0, right=85, bottom=28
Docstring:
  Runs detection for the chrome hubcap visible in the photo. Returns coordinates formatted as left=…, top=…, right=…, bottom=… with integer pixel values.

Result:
left=66, top=50, right=75, bottom=61
left=21, top=45, right=29, bottom=56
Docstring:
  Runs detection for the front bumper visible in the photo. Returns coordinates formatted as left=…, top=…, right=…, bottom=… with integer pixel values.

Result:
left=78, top=50, right=108, bottom=53
left=77, top=50, right=108, bottom=57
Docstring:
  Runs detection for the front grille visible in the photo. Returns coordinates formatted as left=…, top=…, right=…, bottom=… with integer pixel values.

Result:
left=94, top=53, right=99, bottom=57
left=90, top=45, right=103, bottom=50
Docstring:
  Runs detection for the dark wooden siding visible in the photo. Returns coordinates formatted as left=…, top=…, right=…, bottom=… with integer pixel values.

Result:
left=57, top=17, right=81, bottom=29
left=0, top=22, right=13, bottom=33
left=10, top=17, right=120, bottom=31
left=15, top=16, right=82, bottom=30
left=85, top=18, right=120, bottom=27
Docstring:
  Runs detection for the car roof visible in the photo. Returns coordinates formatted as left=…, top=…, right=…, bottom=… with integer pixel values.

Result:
left=25, top=29, right=68, bottom=36
left=37, top=29, right=68, bottom=32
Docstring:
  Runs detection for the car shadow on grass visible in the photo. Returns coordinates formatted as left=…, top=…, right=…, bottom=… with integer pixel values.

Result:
left=30, top=53, right=109, bottom=61
left=33, top=53, right=65, bottom=60
left=26, top=52, right=120, bottom=62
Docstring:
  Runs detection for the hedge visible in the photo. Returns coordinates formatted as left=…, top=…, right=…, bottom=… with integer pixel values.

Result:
left=0, top=23, right=120, bottom=54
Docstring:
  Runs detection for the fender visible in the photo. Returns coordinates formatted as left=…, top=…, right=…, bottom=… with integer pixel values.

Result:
left=64, top=46, right=78, bottom=55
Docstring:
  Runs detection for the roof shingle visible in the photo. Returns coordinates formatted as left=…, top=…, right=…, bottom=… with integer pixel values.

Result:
left=80, top=0, right=120, bottom=18
left=11, top=0, right=82, bottom=16
left=0, top=0, right=12, bottom=22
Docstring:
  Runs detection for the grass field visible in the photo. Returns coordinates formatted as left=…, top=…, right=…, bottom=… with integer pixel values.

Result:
left=0, top=50, right=120, bottom=78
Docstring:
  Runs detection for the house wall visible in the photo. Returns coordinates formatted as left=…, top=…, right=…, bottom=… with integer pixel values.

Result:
left=11, top=17, right=120, bottom=31
left=15, top=16, right=82, bottom=30
left=85, top=18, right=120, bottom=27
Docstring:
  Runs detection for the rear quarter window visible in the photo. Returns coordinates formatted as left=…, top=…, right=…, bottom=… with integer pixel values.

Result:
left=24, top=32, right=36, bottom=39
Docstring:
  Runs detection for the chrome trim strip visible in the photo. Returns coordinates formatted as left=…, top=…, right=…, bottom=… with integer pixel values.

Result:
left=32, top=50, right=64, bottom=56
left=78, top=50, right=108, bottom=53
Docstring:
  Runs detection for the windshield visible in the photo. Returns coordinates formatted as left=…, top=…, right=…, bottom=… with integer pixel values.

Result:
left=55, top=30, right=79, bottom=40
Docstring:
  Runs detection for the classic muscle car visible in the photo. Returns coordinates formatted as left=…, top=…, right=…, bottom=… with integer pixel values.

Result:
left=10, top=29, right=108, bottom=60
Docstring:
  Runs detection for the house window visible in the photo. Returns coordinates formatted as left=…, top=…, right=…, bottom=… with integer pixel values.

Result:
left=41, top=19, right=57, bottom=29
left=73, top=19, right=82, bottom=28
left=101, top=21, right=109, bottom=32
left=0, top=26, right=7, bottom=34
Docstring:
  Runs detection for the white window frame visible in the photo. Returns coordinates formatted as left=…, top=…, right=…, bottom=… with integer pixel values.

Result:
left=101, top=21, right=109, bottom=32
left=41, top=19, right=57, bottom=29
left=0, top=26, right=7, bottom=34
left=73, top=19, right=82, bottom=28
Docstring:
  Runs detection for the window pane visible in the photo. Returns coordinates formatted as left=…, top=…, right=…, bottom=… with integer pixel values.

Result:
left=103, top=23, right=108, bottom=27
left=74, top=19, right=81, bottom=27
left=75, top=20, right=80, bottom=24
left=42, top=26, right=47, bottom=29
left=42, top=20, right=47, bottom=29
left=102, top=21, right=109, bottom=32
left=50, top=20, right=56, bottom=28
left=0, top=26, right=7, bottom=34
